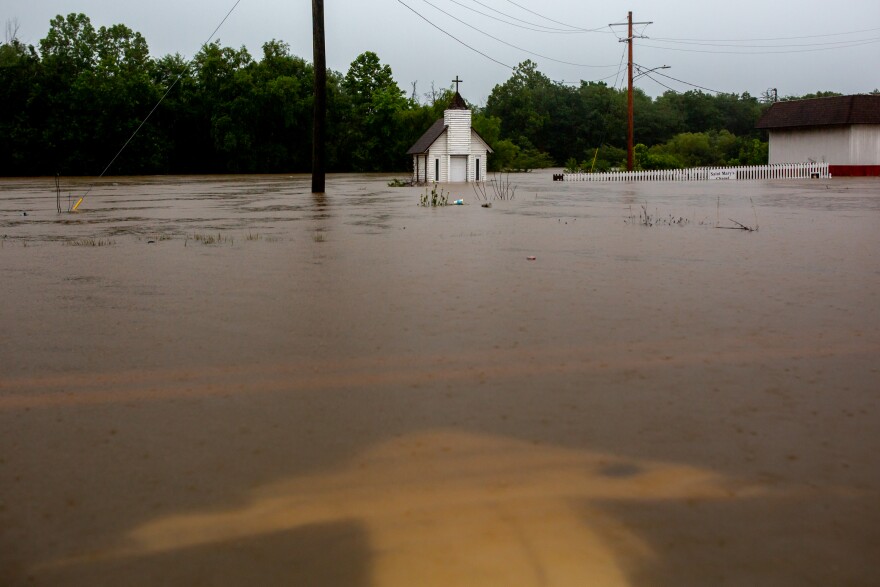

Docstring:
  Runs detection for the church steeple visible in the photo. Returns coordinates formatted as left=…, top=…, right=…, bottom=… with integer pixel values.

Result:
left=448, top=75, right=468, bottom=110
left=406, top=74, right=491, bottom=184
left=448, top=92, right=468, bottom=110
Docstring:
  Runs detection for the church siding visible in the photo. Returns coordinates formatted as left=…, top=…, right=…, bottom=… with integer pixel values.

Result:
left=427, top=141, right=448, bottom=182
left=445, top=110, right=472, bottom=155
left=407, top=92, right=493, bottom=183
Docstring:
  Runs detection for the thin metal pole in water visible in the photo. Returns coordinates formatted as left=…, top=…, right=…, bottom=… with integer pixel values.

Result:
left=312, top=0, right=327, bottom=194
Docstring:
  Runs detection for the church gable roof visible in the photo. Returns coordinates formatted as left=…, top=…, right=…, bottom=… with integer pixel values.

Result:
left=756, top=95, right=880, bottom=129
left=406, top=118, right=447, bottom=154
left=406, top=119, right=495, bottom=155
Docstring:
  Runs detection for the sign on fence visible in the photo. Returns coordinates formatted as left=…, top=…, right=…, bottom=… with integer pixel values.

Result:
left=708, top=169, right=737, bottom=180
left=561, top=163, right=830, bottom=182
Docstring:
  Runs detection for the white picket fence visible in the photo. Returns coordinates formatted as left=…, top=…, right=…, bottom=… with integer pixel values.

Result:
left=562, top=162, right=830, bottom=182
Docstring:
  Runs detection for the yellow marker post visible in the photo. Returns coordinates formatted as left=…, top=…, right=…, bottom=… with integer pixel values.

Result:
left=71, top=197, right=83, bottom=212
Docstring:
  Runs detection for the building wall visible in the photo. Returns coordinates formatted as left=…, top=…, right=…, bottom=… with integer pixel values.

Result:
left=467, top=131, right=490, bottom=182
left=444, top=110, right=472, bottom=155
left=427, top=141, right=448, bottom=182
left=412, top=119, right=492, bottom=183
left=411, top=154, right=431, bottom=183
left=850, top=125, right=880, bottom=165
left=768, top=124, right=880, bottom=165
left=768, top=126, right=850, bottom=164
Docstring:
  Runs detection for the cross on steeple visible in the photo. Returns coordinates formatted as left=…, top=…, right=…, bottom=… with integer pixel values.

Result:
left=452, top=76, right=463, bottom=93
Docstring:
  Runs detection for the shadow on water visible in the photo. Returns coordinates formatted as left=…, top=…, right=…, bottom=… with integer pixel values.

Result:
left=34, top=521, right=371, bottom=587
left=583, top=495, right=880, bottom=587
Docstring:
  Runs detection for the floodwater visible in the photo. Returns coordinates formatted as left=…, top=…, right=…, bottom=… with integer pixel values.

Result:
left=1, top=171, right=878, bottom=586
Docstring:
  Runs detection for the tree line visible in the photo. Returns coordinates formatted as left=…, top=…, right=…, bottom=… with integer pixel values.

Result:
left=0, top=13, right=861, bottom=176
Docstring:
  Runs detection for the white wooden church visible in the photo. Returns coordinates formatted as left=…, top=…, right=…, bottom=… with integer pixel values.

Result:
left=407, top=88, right=493, bottom=183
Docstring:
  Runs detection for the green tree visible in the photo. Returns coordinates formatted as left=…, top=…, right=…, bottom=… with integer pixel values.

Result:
left=489, top=139, right=519, bottom=171
left=248, top=40, right=315, bottom=171
left=341, top=51, right=409, bottom=171
left=39, top=13, right=97, bottom=74
left=782, top=90, right=842, bottom=101
left=0, top=37, right=41, bottom=174
left=485, top=60, right=554, bottom=152
left=36, top=14, right=101, bottom=173
left=87, top=23, right=161, bottom=173
left=191, top=41, right=256, bottom=172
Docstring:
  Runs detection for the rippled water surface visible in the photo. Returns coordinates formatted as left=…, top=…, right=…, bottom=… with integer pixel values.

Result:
left=2, top=172, right=879, bottom=586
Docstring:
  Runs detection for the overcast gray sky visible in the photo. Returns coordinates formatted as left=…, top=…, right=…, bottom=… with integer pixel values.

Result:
left=4, top=0, right=879, bottom=104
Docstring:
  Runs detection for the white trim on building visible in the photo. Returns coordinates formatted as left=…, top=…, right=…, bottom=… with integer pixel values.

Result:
left=407, top=93, right=493, bottom=183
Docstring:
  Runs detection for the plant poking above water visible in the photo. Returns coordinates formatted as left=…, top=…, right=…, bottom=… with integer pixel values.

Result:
left=625, top=203, right=691, bottom=227
left=716, top=197, right=760, bottom=232
left=189, top=232, right=233, bottom=245
left=419, top=183, right=449, bottom=207
left=65, top=238, right=115, bottom=246
left=472, top=173, right=517, bottom=201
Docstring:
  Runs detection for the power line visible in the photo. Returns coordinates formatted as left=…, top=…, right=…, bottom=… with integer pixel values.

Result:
left=418, top=0, right=619, bottom=68
left=553, top=69, right=627, bottom=85
left=460, top=0, right=583, bottom=32
left=396, top=1, right=628, bottom=86
left=641, top=73, right=678, bottom=94
left=653, top=26, right=880, bottom=43
left=640, top=38, right=880, bottom=55
left=649, top=70, right=726, bottom=94
left=76, top=0, right=245, bottom=208
left=560, top=60, right=629, bottom=85
left=612, top=42, right=628, bottom=89
left=444, top=0, right=586, bottom=33
left=498, top=0, right=614, bottom=33
left=395, top=0, right=513, bottom=69
left=633, top=63, right=670, bottom=81
left=647, top=36, right=880, bottom=49
left=398, top=1, right=803, bottom=110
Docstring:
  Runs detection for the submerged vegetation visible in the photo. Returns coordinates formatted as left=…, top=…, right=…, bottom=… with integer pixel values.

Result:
left=472, top=173, right=517, bottom=201
left=419, top=184, right=450, bottom=207
left=65, top=238, right=115, bottom=246
left=625, top=197, right=760, bottom=230
left=188, top=232, right=232, bottom=245
left=624, top=204, right=692, bottom=227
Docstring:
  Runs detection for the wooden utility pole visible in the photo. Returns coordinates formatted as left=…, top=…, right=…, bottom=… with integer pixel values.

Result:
left=627, top=12, right=634, bottom=171
left=311, top=0, right=326, bottom=193
left=610, top=12, right=652, bottom=171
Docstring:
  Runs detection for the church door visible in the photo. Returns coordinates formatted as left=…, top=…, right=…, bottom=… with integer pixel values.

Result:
left=450, top=156, right=468, bottom=182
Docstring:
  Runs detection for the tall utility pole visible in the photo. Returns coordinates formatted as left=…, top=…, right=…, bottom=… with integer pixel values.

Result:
left=627, top=12, right=634, bottom=171
left=311, top=0, right=326, bottom=193
left=610, top=12, right=652, bottom=171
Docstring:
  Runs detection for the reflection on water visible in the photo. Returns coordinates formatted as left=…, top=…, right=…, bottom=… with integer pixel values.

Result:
left=1, top=171, right=879, bottom=586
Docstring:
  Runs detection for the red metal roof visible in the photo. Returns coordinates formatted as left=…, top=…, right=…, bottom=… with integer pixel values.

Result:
left=756, top=95, right=880, bottom=129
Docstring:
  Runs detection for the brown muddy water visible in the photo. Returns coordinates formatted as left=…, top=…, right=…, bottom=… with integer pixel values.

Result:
left=1, top=171, right=879, bottom=586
